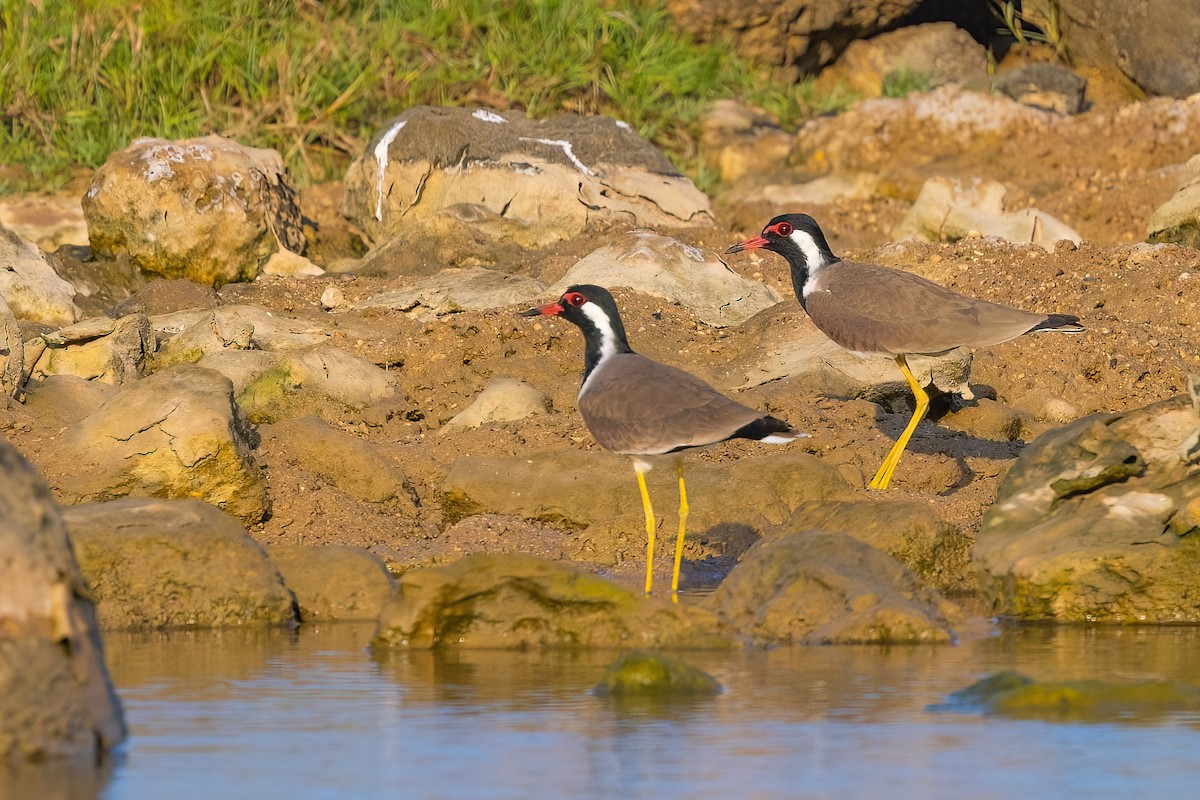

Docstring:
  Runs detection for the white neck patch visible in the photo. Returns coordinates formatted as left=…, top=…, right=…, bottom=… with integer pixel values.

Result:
left=579, top=301, right=619, bottom=361
left=577, top=301, right=620, bottom=397
left=788, top=229, right=827, bottom=297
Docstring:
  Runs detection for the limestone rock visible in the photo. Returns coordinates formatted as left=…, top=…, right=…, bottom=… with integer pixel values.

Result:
left=150, top=309, right=255, bottom=372
left=1147, top=153, right=1200, bottom=248
left=699, top=100, right=793, bottom=184
left=0, top=225, right=80, bottom=325
left=26, top=313, right=153, bottom=385
left=719, top=301, right=973, bottom=397
left=441, top=447, right=852, bottom=567
left=268, top=545, right=396, bottom=622
left=56, top=364, right=269, bottom=524
left=236, top=344, right=396, bottom=424
left=48, top=243, right=144, bottom=318
left=341, top=106, right=712, bottom=248
left=0, top=193, right=88, bottom=250
left=355, top=267, right=546, bottom=319
left=195, top=350, right=279, bottom=395
left=114, top=277, right=220, bottom=317
left=775, top=499, right=970, bottom=594
left=892, top=177, right=1081, bottom=251
left=65, top=498, right=296, bottom=630
left=372, top=553, right=730, bottom=649
left=82, top=134, right=305, bottom=286
left=815, top=22, right=988, bottom=98
left=22, top=375, right=117, bottom=426
left=443, top=448, right=850, bottom=528
left=665, top=0, right=923, bottom=77
left=152, top=304, right=330, bottom=352
left=0, top=439, right=126, bottom=762
left=994, top=62, right=1088, bottom=115
left=548, top=230, right=780, bottom=327
left=441, top=377, right=548, bottom=432
left=0, top=294, right=23, bottom=399
left=1052, top=0, right=1200, bottom=97
left=711, top=531, right=960, bottom=645
left=262, top=416, right=414, bottom=506
left=974, top=395, right=1200, bottom=622
left=939, top=398, right=1037, bottom=443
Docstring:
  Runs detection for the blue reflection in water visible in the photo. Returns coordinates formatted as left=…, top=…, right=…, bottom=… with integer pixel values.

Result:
left=72, top=623, right=1200, bottom=800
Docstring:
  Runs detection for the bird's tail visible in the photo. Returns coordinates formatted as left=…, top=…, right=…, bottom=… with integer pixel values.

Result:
left=1030, top=313, right=1084, bottom=334
left=735, top=415, right=809, bottom=444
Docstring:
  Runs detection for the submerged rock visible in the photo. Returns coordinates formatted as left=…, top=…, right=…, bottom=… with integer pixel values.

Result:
left=0, top=438, right=126, bottom=762
left=938, top=670, right=1200, bottom=722
left=65, top=497, right=297, bottom=630
left=593, top=652, right=722, bottom=696
left=974, top=394, right=1200, bottom=622
left=711, top=531, right=960, bottom=645
left=372, top=553, right=731, bottom=650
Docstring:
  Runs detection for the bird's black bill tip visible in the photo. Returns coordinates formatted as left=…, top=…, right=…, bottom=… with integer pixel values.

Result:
left=723, top=243, right=744, bottom=255
left=520, top=303, right=563, bottom=318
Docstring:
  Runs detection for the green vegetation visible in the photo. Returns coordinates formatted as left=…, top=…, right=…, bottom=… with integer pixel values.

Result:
left=991, top=0, right=1067, bottom=61
left=0, top=0, right=854, bottom=194
left=881, top=69, right=936, bottom=99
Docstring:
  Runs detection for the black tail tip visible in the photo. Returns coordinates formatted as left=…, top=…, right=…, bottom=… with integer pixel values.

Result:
left=1034, top=313, right=1085, bottom=333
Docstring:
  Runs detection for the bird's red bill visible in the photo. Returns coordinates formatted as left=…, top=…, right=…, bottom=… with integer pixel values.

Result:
left=521, top=302, right=564, bottom=317
left=725, top=235, right=769, bottom=254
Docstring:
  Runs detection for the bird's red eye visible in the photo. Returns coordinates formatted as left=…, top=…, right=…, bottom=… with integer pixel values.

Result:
left=564, top=292, right=587, bottom=307
left=775, top=221, right=793, bottom=237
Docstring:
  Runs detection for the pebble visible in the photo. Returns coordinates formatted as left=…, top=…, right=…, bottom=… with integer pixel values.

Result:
left=320, top=286, right=345, bottom=310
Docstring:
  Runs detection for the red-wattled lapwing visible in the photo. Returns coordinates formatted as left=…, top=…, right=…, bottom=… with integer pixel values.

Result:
left=726, top=213, right=1083, bottom=491
left=522, top=285, right=805, bottom=599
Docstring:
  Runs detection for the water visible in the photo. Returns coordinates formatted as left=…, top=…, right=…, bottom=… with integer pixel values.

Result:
left=6, top=623, right=1200, bottom=799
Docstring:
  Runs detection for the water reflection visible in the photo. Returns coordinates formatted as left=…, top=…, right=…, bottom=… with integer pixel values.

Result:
left=4, top=623, right=1200, bottom=799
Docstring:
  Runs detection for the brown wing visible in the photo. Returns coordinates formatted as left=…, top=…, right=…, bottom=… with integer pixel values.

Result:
left=577, top=354, right=765, bottom=455
left=806, top=261, right=1050, bottom=355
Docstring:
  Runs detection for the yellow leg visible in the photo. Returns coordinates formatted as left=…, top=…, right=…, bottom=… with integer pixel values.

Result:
left=671, top=459, right=689, bottom=603
left=636, top=468, right=656, bottom=596
left=868, top=355, right=930, bottom=491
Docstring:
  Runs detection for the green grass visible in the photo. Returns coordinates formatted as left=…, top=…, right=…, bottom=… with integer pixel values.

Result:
left=0, top=0, right=857, bottom=194
left=881, top=69, right=936, bottom=99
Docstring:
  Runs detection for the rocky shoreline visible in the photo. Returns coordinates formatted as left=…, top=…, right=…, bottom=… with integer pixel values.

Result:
left=3, top=80, right=1199, bottom=763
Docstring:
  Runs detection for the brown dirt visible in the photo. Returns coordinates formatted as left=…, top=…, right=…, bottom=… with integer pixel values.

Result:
left=5, top=93, right=1199, bottom=595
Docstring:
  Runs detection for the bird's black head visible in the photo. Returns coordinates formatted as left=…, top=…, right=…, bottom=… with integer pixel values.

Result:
left=724, top=213, right=838, bottom=272
left=521, top=284, right=633, bottom=358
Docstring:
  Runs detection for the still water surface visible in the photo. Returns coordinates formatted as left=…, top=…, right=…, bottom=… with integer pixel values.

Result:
left=7, top=622, right=1200, bottom=799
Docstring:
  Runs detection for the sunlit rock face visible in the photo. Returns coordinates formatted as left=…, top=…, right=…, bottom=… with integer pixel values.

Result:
left=974, top=394, right=1200, bottom=623
left=0, top=438, right=126, bottom=762
left=341, top=106, right=712, bottom=249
